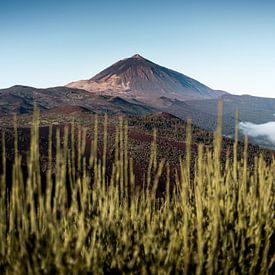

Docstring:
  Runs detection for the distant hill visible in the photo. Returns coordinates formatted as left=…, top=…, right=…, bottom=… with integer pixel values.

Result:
left=185, top=94, right=275, bottom=124
left=0, top=84, right=231, bottom=136
left=0, top=85, right=153, bottom=116
left=67, top=54, right=227, bottom=102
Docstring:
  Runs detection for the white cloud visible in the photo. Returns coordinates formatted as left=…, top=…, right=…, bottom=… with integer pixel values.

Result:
left=239, top=121, right=275, bottom=145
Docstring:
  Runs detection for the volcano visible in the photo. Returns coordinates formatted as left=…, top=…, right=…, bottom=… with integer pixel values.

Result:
left=66, top=54, right=227, bottom=102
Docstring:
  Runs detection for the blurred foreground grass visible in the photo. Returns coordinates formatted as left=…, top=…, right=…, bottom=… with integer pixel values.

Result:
left=0, top=108, right=274, bottom=274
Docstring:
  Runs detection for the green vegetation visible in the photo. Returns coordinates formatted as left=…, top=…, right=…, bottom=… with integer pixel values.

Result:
left=0, top=109, right=274, bottom=274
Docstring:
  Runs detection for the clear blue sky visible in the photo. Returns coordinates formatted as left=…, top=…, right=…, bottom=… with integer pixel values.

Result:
left=0, top=0, right=274, bottom=97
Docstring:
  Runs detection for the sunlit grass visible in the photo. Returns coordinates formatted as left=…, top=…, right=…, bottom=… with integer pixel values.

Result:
left=0, top=107, right=274, bottom=274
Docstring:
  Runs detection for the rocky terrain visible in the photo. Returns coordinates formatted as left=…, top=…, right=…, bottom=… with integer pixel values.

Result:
left=1, top=111, right=273, bottom=190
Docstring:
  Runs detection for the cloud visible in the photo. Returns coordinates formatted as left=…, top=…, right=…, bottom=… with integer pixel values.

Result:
left=239, top=121, right=275, bottom=145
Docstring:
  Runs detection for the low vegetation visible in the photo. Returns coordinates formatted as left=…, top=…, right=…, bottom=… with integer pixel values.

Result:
left=0, top=109, right=274, bottom=274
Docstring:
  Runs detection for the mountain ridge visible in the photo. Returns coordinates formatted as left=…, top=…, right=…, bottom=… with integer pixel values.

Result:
left=1, top=55, right=275, bottom=148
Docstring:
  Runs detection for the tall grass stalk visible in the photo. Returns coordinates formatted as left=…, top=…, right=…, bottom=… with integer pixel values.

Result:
left=0, top=109, right=274, bottom=274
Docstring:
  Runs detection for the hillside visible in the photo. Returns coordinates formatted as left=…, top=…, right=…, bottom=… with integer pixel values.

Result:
left=185, top=93, right=275, bottom=123
left=0, top=85, right=154, bottom=116
left=1, top=112, right=273, bottom=187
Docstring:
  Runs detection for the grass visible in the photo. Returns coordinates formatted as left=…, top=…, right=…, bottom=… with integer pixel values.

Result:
left=0, top=107, right=274, bottom=274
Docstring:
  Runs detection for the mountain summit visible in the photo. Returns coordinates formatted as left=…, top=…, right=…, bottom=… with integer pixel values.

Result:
left=66, top=54, right=227, bottom=101
left=131, top=54, right=145, bottom=59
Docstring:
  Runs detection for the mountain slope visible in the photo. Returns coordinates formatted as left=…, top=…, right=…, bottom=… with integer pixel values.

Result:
left=66, top=54, right=227, bottom=101
left=0, top=85, right=154, bottom=116
left=0, top=85, right=233, bottom=141
left=154, top=96, right=236, bottom=134
left=185, top=94, right=275, bottom=124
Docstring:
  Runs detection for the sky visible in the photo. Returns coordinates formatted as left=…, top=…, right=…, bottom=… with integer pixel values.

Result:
left=0, top=0, right=275, bottom=97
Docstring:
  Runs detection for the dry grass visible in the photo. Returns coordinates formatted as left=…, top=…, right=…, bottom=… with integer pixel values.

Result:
left=0, top=107, right=274, bottom=274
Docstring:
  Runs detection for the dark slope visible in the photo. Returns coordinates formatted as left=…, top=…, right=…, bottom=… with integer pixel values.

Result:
left=137, top=96, right=235, bottom=135
left=185, top=94, right=275, bottom=124
left=0, top=85, right=154, bottom=116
